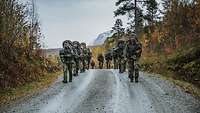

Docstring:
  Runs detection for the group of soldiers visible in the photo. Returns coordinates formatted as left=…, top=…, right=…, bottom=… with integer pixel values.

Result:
left=97, top=36, right=142, bottom=82
left=59, top=40, right=92, bottom=83
left=59, top=36, right=142, bottom=83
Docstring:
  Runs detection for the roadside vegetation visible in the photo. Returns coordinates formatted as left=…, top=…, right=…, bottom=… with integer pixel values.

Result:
left=0, top=1, right=61, bottom=90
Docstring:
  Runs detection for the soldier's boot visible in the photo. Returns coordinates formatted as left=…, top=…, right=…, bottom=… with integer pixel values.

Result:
left=87, top=61, right=90, bottom=70
left=114, top=60, right=117, bottom=69
left=135, top=69, right=139, bottom=83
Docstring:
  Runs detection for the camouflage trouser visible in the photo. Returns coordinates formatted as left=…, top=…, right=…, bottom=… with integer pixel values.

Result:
left=80, top=60, right=86, bottom=73
left=99, top=61, right=103, bottom=69
left=63, top=63, right=73, bottom=83
left=86, top=59, right=91, bottom=70
left=113, top=59, right=118, bottom=69
left=106, top=60, right=111, bottom=69
left=73, top=60, right=79, bottom=76
left=128, top=59, right=139, bottom=82
left=119, top=58, right=126, bottom=73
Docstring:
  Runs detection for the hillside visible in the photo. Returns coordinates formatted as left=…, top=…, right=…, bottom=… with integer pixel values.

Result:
left=92, top=31, right=114, bottom=46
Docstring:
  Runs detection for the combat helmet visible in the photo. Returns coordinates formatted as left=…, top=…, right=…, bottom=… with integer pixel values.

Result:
left=63, top=40, right=72, bottom=48
left=72, top=41, right=80, bottom=48
left=81, top=42, right=87, bottom=48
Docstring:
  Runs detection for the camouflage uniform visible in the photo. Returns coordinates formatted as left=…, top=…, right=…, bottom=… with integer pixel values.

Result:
left=59, top=40, right=74, bottom=83
left=125, top=38, right=142, bottom=82
left=97, top=53, right=104, bottom=69
left=105, top=50, right=112, bottom=69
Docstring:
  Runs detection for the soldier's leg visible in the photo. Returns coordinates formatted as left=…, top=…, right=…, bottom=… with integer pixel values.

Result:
left=135, top=61, right=139, bottom=83
left=83, top=60, right=86, bottom=72
left=68, top=64, right=73, bottom=82
left=108, top=61, right=111, bottom=69
left=119, top=59, right=123, bottom=73
left=99, top=62, right=102, bottom=69
left=80, top=61, right=83, bottom=73
left=123, top=60, right=126, bottom=72
left=128, top=60, right=134, bottom=82
left=106, top=61, right=108, bottom=69
left=87, top=61, right=89, bottom=70
left=81, top=60, right=85, bottom=72
left=76, top=61, right=79, bottom=76
left=72, top=63, right=76, bottom=76
left=101, top=62, right=103, bottom=69
left=63, top=64, right=68, bottom=83
left=114, top=59, right=117, bottom=69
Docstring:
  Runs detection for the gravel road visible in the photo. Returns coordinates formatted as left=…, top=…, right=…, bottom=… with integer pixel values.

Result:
left=1, top=69, right=200, bottom=113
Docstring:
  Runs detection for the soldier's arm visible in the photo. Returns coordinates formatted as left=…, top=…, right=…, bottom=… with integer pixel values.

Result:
left=59, top=50, right=65, bottom=63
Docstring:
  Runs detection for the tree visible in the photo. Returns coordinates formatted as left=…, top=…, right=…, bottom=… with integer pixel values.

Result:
left=0, top=0, right=45, bottom=88
left=112, top=19, right=125, bottom=39
left=144, top=0, right=159, bottom=33
left=114, top=0, right=159, bottom=37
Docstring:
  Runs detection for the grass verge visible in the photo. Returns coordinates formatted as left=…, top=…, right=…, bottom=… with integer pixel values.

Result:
left=145, top=71, right=200, bottom=100
left=0, top=71, right=62, bottom=107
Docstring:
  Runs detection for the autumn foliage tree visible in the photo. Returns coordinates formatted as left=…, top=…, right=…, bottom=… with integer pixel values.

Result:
left=0, top=0, right=53, bottom=88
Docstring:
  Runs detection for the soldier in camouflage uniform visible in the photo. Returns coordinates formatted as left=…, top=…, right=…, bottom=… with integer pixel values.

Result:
left=72, top=41, right=81, bottom=76
left=80, top=42, right=87, bottom=73
left=125, top=37, right=142, bottom=82
left=116, top=39, right=126, bottom=73
left=59, top=40, right=74, bottom=83
left=105, top=50, right=112, bottom=69
left=97, top=53, right=104, bottom=69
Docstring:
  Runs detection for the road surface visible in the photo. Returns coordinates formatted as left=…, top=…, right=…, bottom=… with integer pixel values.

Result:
left=1, top=70, right=200, bottom=113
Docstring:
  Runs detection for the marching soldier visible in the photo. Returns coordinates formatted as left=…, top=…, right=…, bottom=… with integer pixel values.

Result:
left=59, top=40, right=74, bottom=83
left=125, top=37, right=142, bottom=82
left=97, top=53, right=104, bottom=69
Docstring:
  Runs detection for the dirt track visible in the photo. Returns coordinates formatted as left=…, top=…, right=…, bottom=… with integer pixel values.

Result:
left=1, top=70, right=200, bottom=113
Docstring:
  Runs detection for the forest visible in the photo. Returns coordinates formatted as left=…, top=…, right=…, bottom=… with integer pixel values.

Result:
left=101, top=0, right=200, bottom=87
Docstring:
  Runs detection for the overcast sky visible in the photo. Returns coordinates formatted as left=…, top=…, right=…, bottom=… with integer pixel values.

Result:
left=35, top=0, right=117, bottom=48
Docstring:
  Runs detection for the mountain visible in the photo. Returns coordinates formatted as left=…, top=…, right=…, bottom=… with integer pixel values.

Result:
left=92, top=31, right=113, bottom=46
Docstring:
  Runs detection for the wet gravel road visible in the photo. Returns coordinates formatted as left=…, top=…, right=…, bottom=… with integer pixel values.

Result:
left=1, top=69, right=200, bottom=113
